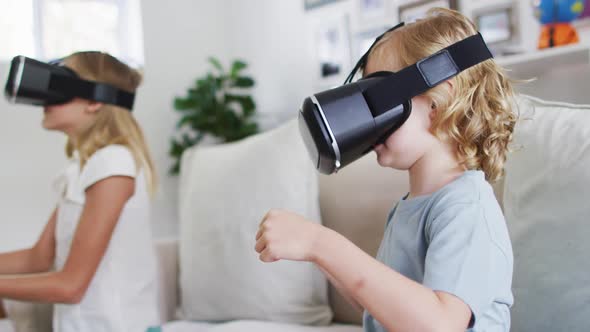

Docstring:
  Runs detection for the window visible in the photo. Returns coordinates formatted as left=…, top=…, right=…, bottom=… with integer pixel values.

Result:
left=0, top=0, right=36, bottom=58
left=0, top=0, right=144, bottom=66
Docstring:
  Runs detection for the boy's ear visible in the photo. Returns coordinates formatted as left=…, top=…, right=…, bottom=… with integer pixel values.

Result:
left=429, top=79, right=454, bottom=120
left=429, top=103, right=438, bottom=121
left=85, top=101, right=104, bottom=114
left=445, top=78, right=454, bottom=90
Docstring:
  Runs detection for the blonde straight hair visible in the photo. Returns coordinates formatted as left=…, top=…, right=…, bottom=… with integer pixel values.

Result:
left=63, top=51, right=157, bottom=195
left=368, top=8, right=517, bottom=182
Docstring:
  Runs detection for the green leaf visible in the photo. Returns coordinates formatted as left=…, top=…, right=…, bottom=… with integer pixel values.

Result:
left=230, top=60, right=247, bottom=78
left=225, top=94, right=256, bottom=117
left=169, top=161, right=180, bottom=175
left=215, top=77, right=225, bottom=89
left=177, top=114, right=196, bottom=128
left=208, top=57, right=223, bottom=71
left=234, top=76, right=255, bottom=88
left=241, top=96, right=256, bottom=116
left=239, top=122, right=259, bottom=137
left=183, top=133, right=200, bottom=146
left=169, top=139, right=184, bottom=158
left=225, top=94, right=254, bottom=108
left=174, top=97, right=196, bottom=110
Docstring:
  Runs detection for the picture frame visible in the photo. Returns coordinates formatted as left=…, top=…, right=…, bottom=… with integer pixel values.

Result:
left=398, top=0, right=458, bottom=23
left=304, top=0, right=343, bottom=11
left=353, top=26, right=388, bottom=60
left=313, top=14, right=352, bottom=87
left=475, top=5, right=515, bottom=45
left=357, top=0, right=388, bottom=20
left=343, top=26, right=389, bottom=82
left=473, top=3, right=520, bottom=56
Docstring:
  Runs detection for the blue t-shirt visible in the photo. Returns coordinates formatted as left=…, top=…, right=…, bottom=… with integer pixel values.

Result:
left=363, top=170, right=513, bottom=332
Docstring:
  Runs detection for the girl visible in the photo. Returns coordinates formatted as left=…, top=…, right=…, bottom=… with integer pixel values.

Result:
left=0, top=52, right=160, bottom=331
left=256, top=8, right=515, bottom=332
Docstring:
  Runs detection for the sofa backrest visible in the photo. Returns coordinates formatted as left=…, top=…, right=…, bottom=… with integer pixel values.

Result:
left=502, top=95, right=590, bottom=331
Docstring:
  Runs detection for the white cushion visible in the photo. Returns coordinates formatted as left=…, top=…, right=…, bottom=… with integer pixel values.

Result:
left=504, top=95, right=590, bottom=331
left=160, top=320, right=362, bottom=332
left=177, top=119, right=332, bottom=325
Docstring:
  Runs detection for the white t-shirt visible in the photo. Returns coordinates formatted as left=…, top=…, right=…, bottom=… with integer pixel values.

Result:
left=53, top=144, right=160, bottom=332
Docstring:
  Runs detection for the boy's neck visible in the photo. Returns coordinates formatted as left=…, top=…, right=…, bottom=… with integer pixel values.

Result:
left=407, top=142, right=465, bottom=199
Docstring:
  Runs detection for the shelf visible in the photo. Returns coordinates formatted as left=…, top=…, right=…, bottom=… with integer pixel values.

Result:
left=495, top=43, right=590, bottom=78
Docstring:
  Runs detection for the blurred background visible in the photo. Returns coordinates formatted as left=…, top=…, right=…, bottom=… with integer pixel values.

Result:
left=1, top=0, right=589, bottom=252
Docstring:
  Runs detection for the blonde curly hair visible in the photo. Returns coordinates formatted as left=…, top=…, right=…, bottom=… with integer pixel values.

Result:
left=63, top=51, right=157, bottom=194
left=367, top=8, right=517, bottom=182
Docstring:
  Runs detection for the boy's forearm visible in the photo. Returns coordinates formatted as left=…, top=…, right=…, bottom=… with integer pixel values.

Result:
left=312, top=228, right=458, bottom=332
left=317, top=265, right=363, bottom=313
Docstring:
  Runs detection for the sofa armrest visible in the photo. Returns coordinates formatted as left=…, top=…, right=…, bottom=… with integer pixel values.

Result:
left=154, top=237, right=179, bottom=323
left=3, top=300, right=52, bottom=332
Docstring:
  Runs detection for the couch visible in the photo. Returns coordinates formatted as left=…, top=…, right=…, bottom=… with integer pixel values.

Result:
left=3, top=95, right=589, bottom=332
left=154, top=95, right=590, bottom=331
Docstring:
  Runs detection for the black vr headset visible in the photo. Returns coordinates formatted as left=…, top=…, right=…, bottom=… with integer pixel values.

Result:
left=298, top=22, right=493, bottom=174
left=4, top=56, right=135, bottom=110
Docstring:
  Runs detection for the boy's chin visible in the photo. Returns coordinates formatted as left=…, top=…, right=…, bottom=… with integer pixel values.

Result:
left=375, top=151, right=410, bottom=170
left=375, top=151, right=393, bottom=168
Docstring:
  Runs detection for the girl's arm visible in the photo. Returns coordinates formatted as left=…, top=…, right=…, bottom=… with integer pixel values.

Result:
left=256, top=209, right=471, bottom=332
left=0, top=209, right=57, bottom=275
left=0, top=176, right=134, bottom=304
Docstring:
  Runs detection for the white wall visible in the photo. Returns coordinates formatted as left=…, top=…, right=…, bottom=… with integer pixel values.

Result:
left=225, top=0, right=314, bottom=116
left=137, top=0, right=231, bottom=238
left=0, top=65, right=66, bottom=252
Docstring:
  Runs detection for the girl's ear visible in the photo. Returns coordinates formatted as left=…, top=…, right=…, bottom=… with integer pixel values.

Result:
left=85, top=102, right=104, bottom=114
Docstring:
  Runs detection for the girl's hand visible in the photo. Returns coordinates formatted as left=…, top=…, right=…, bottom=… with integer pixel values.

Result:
left=255, top=209, right=323, bottom=263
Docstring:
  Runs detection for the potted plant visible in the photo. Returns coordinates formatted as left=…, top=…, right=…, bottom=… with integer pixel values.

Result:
left=169, top=57, right=259, bottom=174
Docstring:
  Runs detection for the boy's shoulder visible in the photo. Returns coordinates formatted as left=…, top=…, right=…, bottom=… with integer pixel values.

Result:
left=430, top=170, right=486, bottom=207
left=424, top=170, right=502, bottom=221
